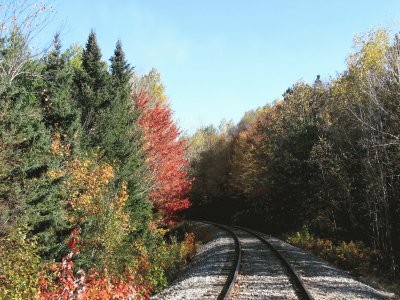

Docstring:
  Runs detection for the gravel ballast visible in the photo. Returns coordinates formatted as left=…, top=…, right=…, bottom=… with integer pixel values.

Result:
left=152, top=222, right=395, bottom=300
left=151, top=222, right=236, bottom=300
left=256, top=232, right=395, bottom=300
left=229, top=227, right=297, bottom=299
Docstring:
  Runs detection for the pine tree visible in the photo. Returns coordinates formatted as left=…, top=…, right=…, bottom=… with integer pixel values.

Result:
left=110, top=40, right=132, bottom=85
left=41, top=34, right=82, bottom=149
left=99, top=40, right=135, bottom=165
left=74, top=30, right=109, bottom=145
left=27, top=35, right=87, bottom=259
left=0, top=36, right=64, bottom=257
left=104, top=41, right=151, bottom=236
left=77, top=37, right=152, bottom=237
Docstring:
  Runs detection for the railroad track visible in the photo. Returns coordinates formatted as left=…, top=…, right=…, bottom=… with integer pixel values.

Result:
left=204, top=222, right=314, bottom=300
left=152, top=221, right=393, bottom=299
left=201, top=222, right=242, bottom=300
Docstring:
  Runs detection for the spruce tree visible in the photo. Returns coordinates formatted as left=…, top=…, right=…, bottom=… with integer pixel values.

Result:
left=0, top=38, right=65, bottom=258
left=27, top=35, right=87, bottom=259
left=76, top=35, right=151, bottom=237
left=104, top=41, right=151, bottom=236
left=74, top=30, right=109, bottom=146
left=41, top=34, right=82, bottom=149
left=100, top=40, right=135, bottom=164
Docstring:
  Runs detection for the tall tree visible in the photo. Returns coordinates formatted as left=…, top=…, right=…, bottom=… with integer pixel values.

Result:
left=103, top=40, right=151, bottom=235
left=41, top=34, right=82, bottom=148
left=135, top=91, right=192, bottom=225
left=0, top=29, right=64, bottom=258
left=99, top=40, right=136, bottom=165
left=74, top=30, right=109, bottom=145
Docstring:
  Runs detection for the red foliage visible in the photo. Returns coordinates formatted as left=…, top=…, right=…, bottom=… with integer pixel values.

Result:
left=38, top=228, right=152, bottom=300
left=134, top=91, right=192, bottom=224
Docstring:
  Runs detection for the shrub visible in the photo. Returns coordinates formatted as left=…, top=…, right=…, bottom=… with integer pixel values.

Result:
left=38, top=226, right=197, bottom=299
left=0, top=228, right=41, bottom=299
left=287, top=225, right=378, bottom=275
left=137, top=228, right=197, bottom=292
left=39, top=228, right=150, bottom=300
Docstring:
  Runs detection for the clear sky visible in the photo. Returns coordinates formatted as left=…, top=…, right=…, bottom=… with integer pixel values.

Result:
left=42, top=0, right=400, bottom=133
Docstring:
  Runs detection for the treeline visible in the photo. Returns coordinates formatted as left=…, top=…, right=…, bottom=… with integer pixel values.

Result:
left=187, top=29, right=400, bottom=280
left=0, top=2, right=192, bottom=298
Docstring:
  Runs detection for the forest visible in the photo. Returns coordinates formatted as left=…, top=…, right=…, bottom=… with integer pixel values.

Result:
left=187, top=28, right=400, bottom=289
left=0, top=2, right=194, bottom=299
left=2, top=0, right=400, bottom=298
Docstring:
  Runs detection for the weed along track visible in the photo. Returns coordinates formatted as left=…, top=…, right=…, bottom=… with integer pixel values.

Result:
left=152, top=221, right=394, bottom=300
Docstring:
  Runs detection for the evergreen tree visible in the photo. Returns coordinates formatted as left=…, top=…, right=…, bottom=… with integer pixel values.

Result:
left=74, top=30, right=109, bottom=145
left=28, top=34, right=87, bottom=259
left=76, top=36, right=152, bottom=238
left=110, top=40, right=132, bottom=85
left=104, top=41, right=151, bottom=236
left=100, top=40, right=135, bottom=165
left=41, top=34, right=82, bottom=149
left=0, top=32, right=65, bottom=257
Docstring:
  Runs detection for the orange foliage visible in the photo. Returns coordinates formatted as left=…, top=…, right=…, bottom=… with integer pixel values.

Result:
left=135, top=92, right=192, bottom=225
left=48, top=132, right=130, bottom=228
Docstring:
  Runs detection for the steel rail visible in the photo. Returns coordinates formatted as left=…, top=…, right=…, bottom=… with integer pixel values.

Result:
left=232, top=225, right=315, bottom=300
left=200, top=221, right=242, bottom=300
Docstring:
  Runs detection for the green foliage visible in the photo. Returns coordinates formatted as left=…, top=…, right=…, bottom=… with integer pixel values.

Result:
left=189, top=28, right=400, bottom=284
left=138, top=228, right=196, bottom=292
left=187, top=123, right=235, bottom=222
left=0, top=57, right=70, bottom=259
left=41, top=34, right=82, bottom=144
left=0, top=8, right=194, bottom=298
left=0, top=228, right=41, bottom=299
left=73, top=30, right=110, bottom=144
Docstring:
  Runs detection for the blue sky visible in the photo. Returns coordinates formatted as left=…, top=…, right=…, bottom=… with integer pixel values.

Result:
left=43, top=1, right=400, bottom=133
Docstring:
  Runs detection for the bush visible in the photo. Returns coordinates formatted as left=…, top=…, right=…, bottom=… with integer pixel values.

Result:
left=287, top=225, right=378, bottom=275
left=39, top=228, right=151, bottom=300
left=139, top=227, right=197, bottom=292
left=38, top=226, right=197, bottom=298
left=0, top=228, right=41, bottom=299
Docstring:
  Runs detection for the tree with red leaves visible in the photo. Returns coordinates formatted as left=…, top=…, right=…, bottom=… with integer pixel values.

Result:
left=134, top=91, right=192, bottom=225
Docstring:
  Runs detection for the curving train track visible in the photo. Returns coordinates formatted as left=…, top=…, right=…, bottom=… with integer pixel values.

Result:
left=152, top=221, right=394, bottom=300
left=206, top=222, right=313, bottom=300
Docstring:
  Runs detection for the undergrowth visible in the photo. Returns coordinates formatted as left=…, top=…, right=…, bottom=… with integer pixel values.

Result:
left=286, top=225, right=400, bottom=296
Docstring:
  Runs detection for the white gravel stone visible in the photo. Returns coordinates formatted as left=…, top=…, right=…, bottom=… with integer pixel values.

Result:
left=151, top=222, right=235, bottom=300
left=229, top=227, right=297, bottom=300
left=258, top=233, right=396, bottom=300
left=152, top=223, right=396, bottom=300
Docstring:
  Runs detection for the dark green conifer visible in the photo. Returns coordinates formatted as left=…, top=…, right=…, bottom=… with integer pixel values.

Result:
left=104, top=40, right=151, bottom=236
left=0, top=37, right=65, bottom=258
left=74, top=30, right=109, bottom=145
left=41, top=33, right=82, bottom=149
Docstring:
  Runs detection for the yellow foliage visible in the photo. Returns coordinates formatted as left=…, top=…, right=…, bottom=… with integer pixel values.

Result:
left=287, top=227, right=378, bottom=274
left=348, top=28, right=389, bottom=78
left=65, top=158, right=114, bottom=222
left=0, top=230, right=41, bottom=299
left=50, top=131, right=70, bottom=157
left=179, top=232, right=196, bottom=260
left=47, top=134, right=138, bottom=271
left=111, top=183, right=131, bottom=234
left=48, top=134, right=116, bottom=224
left=143, top=68, right=168, bottom=105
